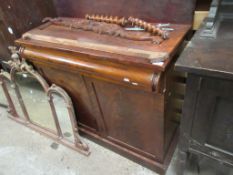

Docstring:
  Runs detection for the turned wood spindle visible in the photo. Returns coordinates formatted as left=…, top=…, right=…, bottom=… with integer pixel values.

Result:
left=128, top=17, right=169, bottom=40
left=85, top=14, right=128, bottom=26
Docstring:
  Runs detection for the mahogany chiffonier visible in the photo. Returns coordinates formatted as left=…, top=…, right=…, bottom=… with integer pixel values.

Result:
left=14, top=0, right=196, bottom=174
left=175, top=0, right=233, bottom=174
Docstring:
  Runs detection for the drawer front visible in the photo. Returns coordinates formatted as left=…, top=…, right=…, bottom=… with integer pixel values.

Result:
left=21, top=47, right=160, bottom=92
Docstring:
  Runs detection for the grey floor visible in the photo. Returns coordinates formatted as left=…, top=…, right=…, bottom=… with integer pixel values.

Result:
left=0, top=106, right=163, bottom=175
left=1, top=107, right=233, bottom=175
left=0, top=74, right=232, bottom=175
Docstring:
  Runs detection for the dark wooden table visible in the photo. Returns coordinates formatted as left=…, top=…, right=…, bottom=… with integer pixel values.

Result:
left=175, top=1, right=233, bottom=174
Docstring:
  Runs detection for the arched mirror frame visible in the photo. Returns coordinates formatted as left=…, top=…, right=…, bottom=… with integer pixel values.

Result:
left=0, top=72, right=9, bottom=108
left=0, top=70, right=19, bottom=118
left=0, top=52, right=90, bottom=156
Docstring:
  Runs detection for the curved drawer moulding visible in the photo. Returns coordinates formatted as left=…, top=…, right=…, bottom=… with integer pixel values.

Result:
left=0, top=48, right=90, bottom=156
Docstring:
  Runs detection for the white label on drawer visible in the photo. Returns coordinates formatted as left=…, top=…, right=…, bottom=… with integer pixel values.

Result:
left=123, top=78, right=130, bottom=82
left=132, top=82, right=139, bottom=86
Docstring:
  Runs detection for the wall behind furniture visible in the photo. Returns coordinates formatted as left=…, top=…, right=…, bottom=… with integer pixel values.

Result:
left=0, top=0, right=56, bottom=63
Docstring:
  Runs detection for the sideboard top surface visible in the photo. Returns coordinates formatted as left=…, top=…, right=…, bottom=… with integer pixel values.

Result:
left=16, top=18, right=190, bottom=72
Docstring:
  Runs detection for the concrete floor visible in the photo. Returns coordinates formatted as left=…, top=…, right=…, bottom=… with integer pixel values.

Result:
left=0, top=106, right=160, bottom=175
left=1, top=107, right=233, bottom=175
left=0, top=74, right=232, bottom=175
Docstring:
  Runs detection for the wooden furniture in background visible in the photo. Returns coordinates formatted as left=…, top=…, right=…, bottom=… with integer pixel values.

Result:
left=176, top=0, right=233, bottom=174
left=193, top=0, right=212, bottom=30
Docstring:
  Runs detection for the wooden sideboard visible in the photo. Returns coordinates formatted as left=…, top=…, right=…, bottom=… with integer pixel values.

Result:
left=15, top=14, right=192, bottom=173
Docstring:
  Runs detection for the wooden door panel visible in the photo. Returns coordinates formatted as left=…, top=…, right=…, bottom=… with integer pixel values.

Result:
left=191, top=77, right=233, bottom=155
left=207, top=97, right=233, bottom=153
left=92, top=79, right=165, bottom=161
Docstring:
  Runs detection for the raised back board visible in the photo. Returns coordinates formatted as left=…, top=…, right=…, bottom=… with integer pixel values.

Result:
left=53, top=0, right=196, bottom=24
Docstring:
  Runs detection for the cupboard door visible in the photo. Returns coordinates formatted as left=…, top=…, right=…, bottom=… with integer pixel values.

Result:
left=92, top=79, right=165, bottom=161
left=191, top=77, right=233, bottom=155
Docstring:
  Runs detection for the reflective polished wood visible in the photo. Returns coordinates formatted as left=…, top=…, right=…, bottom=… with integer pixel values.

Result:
left=15, top=17, right=191, bottom=173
